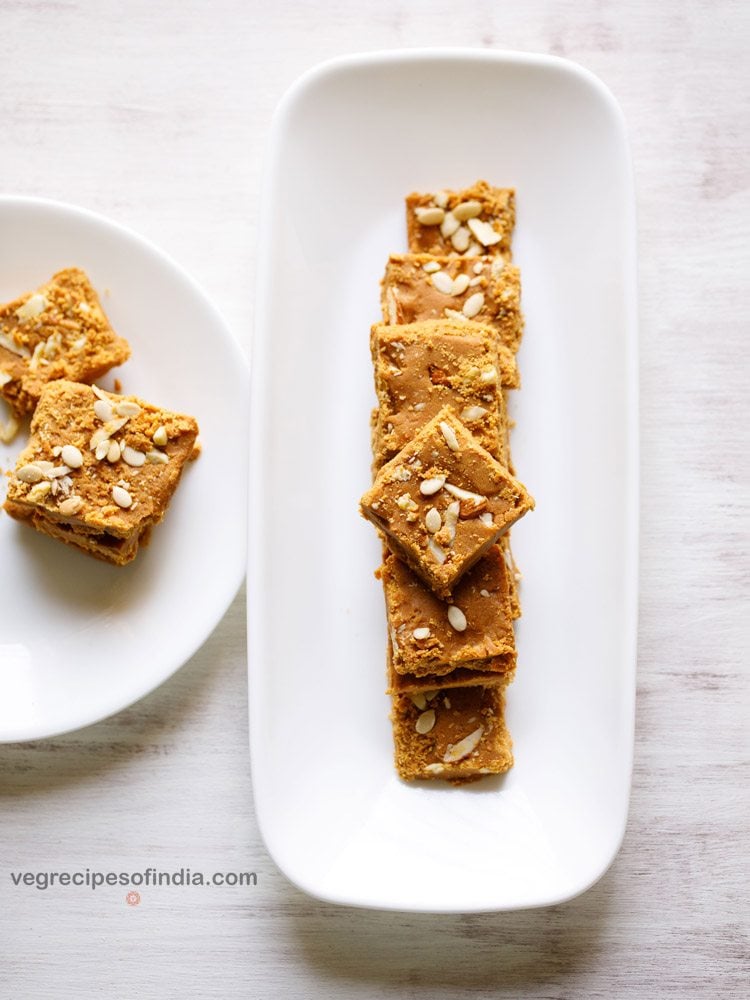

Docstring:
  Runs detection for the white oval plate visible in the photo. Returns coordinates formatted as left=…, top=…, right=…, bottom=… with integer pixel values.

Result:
left=249, top=50, right=638, bottom=912
left=0, top=197, right=248, bottom=742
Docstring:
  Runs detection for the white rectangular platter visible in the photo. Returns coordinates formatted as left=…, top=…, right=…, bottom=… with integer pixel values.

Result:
left=248, top=49, right=638, bottom=912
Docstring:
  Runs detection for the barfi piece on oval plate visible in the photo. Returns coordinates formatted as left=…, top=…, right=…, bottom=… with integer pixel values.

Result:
left=4, top=380, right=198, bottom=566
left=360, top=408, right=534, bottom=599
left=391, top=684, right=513, bottom=782
left=370, top=318, right=517, bottom=469
left=381, top=254, right=524, bottom=354
left=0, top=268, right=130, bottom=420
left=379, top=545, right=517, bottom=679
left=405, top=181, right=515, bottom=259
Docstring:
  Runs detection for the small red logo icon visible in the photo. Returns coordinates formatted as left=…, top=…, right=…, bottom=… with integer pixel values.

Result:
left=126, top=891, right=141, bottom=907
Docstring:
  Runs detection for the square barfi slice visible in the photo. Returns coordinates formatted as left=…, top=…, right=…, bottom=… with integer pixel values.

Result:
left=370, top=318, right=517, bottom=469
left=391, top=684, right=513, bottom=781
left=381, top=254, right=524, bottom=353
left=4, top=380, right=198, bottom=565
left=0, top=268, right=131, bottom=418
left=405, top=181, right=515, bottom=259
left=360, top=408, right=534, bottom=598
left=379, top=545, right=517, bottom=678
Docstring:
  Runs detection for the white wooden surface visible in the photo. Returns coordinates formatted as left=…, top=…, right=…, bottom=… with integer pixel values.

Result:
left=1, top=2, right=748, bottom=997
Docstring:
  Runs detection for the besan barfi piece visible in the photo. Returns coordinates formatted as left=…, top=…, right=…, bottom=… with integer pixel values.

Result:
left=391, top=684, right=513, bottom=782
left=0, top=268, right=130, bottom=419
left=382, top=254, right=524, bottom=354
left=4, top=380, right=198, bottom=565
left=379, top=545, right=517, bottom=678
left=405, top=181, right=515, bottom=260
left=360, top=408, right=534, bottom=599
left=370, top=318, right=518, bottom=469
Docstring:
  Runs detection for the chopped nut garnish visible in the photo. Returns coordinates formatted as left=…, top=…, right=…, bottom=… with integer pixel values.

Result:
left=447, top=605, right=467, bottom=632
left=415, top=710, right=436, bottom=735
left=443, top=726, right=484, bottom=763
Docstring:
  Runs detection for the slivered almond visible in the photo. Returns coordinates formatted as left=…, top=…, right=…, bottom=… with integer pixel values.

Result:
left=443, top=726, right=484, bottom=762
left=415, top=206, right=444, bottom=225
left=467, top=218, right=502, bottom=246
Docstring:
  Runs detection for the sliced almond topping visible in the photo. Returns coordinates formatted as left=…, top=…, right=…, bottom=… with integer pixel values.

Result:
left=459, top=497, right=488, bottom=518
left=427, top=538, right=447, bottom=565
left=451, top=273, right=471, bottom=296
left=467, top=218, right=502, bottom=246
left=106, top=440, right=121, bottom=463
left=439, top=420, right=459, bottom=451
left=384, top=286, right=399, bottom=325
left=472, top=261, right=485, bottom=275
left=93, top=399, right=113, bottom=422
left=430, top=270, right=455, bottom=295
left=415, top=206, right=445, bottom=225
left=479, top=366, right=497, bottom=383
left=410, top=693, right=428, bottom=710
left=412, top=627, right=431, bottom=640
left=440, top=211, right=459, bottom=238
left=443, top=482, right=486, bottom=504
left=26, top=481, right=51, bottom=502
left=17, top=464, right=44, bottom=484
left=422, top=260, right=441, bottom=274
left=450, top=226, right=470, bottom=253
left=0, top=413, right=20, bottom=443
left=425, top=507, right=442, bottom=533
left=459, top=405, right=487, bottom=422
left=434, top=190, right=449, bottom=208
left=442, top=500, right=460, bottom=543
left=60, top=444, right=83, bottom=469
left=115, top=400, right=141, bottom=418
left=152, top=425, right=168, bottom=447
left=452, top=200, right=482, bottom=222
left=443, top=726, right=484, bottom=763
left=0, top=331, right=31, bottom=358
left=112, top=484, right=132, bottom=509
left=462, top=292, right=485, bottom=318
left=15, top=292, right=48, bottom=322
left=122, top=446, right=146, bottom=468
left=419, top=475, right=446, bottom=496
left=146, top=450, right=169, bottom=464
left=447, top=605, right=467, bottom=632
left=396, top=492, right=418, bottom=513
left=424, top=762, right=445, bottom=774
left=95, top=440, right=109, bottom=461
left=58, top=495, right=83, bottom=517
left=48, top=465, right=71, bottom=479
left=415, top=710, right=436, bottom=735
left=443, top=307, right=469, bottom=323
left=479, top=511, right=494, bottom=527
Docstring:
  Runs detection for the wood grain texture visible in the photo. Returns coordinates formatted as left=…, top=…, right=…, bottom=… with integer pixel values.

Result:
left=1, top=1, right=748, bottom=997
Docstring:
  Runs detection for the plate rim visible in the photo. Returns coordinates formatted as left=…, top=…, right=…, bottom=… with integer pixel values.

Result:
left=0, top=194, right=249, bottom=743
left=247, top=46, right=639, bottom=912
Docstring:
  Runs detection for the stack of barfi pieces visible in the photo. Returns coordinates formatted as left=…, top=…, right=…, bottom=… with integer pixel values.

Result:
left=359, top=181, right=534, bottom=783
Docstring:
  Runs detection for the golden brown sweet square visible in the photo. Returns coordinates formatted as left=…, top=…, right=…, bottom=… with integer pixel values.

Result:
left=405, top=181, right=515, bottom=259
left=370, top=318, right=517, bottom=469
left=379, top=544, right=517, bottom=678
left=3, top=380, right=198, bottom=565
left=0, top=268, right=131, bottom=418
left=391, top=684, right=513, bottom=782
left=360, top=409, right=534, bottom=599
left=381, top=254, right=524, bottom=354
